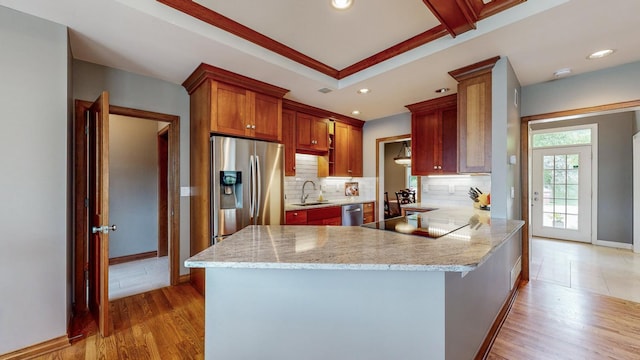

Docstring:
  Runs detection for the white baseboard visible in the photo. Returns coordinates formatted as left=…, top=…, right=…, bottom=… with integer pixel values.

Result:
left=595, top=239, right=633, bottom=250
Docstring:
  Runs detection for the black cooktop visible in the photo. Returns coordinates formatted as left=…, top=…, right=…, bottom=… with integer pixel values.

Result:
left=361, top=214, right=469, bottom=239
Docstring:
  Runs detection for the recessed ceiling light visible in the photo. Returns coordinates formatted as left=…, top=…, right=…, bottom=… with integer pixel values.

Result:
left=357, top=88, right=370, bottom=94
left=331, top=0, right=353, bottom=10
left=435, top=88, right=450, bottom=94
left=351, top=110, right=360, bottom=115
left=587, top=49, right=614, bottom=60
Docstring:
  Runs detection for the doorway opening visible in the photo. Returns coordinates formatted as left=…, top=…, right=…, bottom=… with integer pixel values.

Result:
left=530, top=124, right=597, bottom=243
left=375, top=134, right=420, bottom=220
left=107, top=116, right=171, bottom=300
left=71, top=99, right=180, bottom=337
left=520, top=100, right=640, bottom=284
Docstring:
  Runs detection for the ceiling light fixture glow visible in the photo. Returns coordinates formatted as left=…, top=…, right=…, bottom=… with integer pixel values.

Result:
left=351, top=110, right=360, bottom=115
left=435, top=87, right=450, bottom=94
left=357, top=88, right=370, bottom=94
left=587, top=49, right=614, bottom=60
left=553, top=68, right=572, bottom=78
left=331, top=0, right=353, bottom=10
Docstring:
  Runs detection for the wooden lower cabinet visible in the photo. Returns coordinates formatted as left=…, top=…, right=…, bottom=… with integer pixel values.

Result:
left=285, top=206, right=342, bottom=225
left=363, top=202, right=375, bottom=224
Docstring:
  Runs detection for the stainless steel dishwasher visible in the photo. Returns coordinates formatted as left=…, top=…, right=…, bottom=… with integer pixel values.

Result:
left=342, top=203, right=363, bottom=226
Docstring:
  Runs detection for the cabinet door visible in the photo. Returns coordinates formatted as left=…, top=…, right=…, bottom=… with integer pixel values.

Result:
left=296, top=113, right=314, bottom=151
left=254, top=93, right=281, bottom=142
left=411, top=112, right=439, bottom=175
left=312, top=116, right=329, bottom=152
left=333, top=122, right=350, bottom=176
left=349, top=125, right=363, bottom=177
left=282, top=109, right=296, bottom=176
left=213, top=82, right=249, bottom=136
left=285, top=210, right=307, bottom=224
left=441, top=107, right=458, bottom=174
left=458, top=72, right=492, bottom=173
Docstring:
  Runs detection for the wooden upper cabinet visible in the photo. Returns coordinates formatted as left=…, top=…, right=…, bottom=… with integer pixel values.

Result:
left=213, top=82, right=249, bottom=137
left=406, top=94, right=458, bottom=176
left=449, top=56, right=499, bottom=173
left=348, top=125, right=363, bottom=177
left=183, top=63, right=289, bottom=142
left=296, top=112, right=328, bottom=153
left=253, top=92, right=282, bottom=142
left=330, top=121, right=363, bottom=177
left=282, top=109, right=296, bottom=176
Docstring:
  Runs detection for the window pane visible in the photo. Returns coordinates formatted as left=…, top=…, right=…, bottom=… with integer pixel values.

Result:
left=543, top=170, right=554, bottom=187
left=543, top=213, right=554, bottom=227
left=543, top=156, right=555, bottom=169
left=566, top=185, right=579, bottom=200
left=554, top=198, right=566, bottom=213
left=553, top=213, right=566, bottom=229
left=567, top=169, right=579, bottom=185
left=543, top=198, right=554, bottom=212
left=532, top=129, right=591, bottom=148
left=554, top=170, right=567, bottom=184
left=566, top=199, right=579, bottom=214
left=555, top=155, right=567, bottom=170
left=554, top=185, right=566, bottom=198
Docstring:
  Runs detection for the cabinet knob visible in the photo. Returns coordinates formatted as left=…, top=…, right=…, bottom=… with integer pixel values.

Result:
left=246, top=124, right=251, bottom=129
left=252, top=125, right=256, bottom=129
left=293, top=212, right=298, bottom=216
left=348, top=169, right=352, bottom=173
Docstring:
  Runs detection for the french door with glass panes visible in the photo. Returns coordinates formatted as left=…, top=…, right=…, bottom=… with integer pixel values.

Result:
left=532, top=145, right=592, bottom=242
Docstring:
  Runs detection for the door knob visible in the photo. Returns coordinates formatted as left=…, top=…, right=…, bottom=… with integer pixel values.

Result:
left=92, top=224, right=117, bottom=234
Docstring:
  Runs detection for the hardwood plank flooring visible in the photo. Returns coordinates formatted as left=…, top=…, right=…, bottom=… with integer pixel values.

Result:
left=27, top=271, right=640, bottom=359
left=36, top=283, right=204, bottom=360
left=488, top=280, right=640, bottom=359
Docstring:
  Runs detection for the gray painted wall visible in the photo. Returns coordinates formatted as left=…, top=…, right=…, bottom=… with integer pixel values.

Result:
left=491, top=57, right=522, bottom=220
left=109, top=115, right=160, bottom=258
left=0, top=6, right=69, bottom=354
left=522, top=61, right=640, bottom=117
left=445, top=229, right=521, bottom=359
left=363, top=112, right=411, bottom=177
left=72, top=60, right=191, bottom=275
left=530, top=112, right=634, bottom=244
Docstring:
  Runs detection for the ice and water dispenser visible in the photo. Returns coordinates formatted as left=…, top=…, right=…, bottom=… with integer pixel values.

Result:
left=220, top=171, right=242, bottom=209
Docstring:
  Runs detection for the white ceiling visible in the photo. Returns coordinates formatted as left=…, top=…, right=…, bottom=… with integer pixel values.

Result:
left=2, top=0, right=639, bottom=121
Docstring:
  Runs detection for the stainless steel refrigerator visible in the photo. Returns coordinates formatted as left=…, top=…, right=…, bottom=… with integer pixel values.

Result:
left=210, top=135, right=283, bottom=244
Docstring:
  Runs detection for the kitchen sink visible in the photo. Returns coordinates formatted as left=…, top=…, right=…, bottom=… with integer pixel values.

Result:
left=291, top=201, right=330, bottom=206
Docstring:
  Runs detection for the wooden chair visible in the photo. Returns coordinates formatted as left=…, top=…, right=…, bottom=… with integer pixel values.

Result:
left=395, top=189, right=416, bottom=205
left=384, top=192, right=391, bottom=218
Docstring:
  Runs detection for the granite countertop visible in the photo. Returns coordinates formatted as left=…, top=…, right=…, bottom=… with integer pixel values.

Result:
left=185, top=207, right=524, bottom=272
left=284, top=198, right=375, bottom=211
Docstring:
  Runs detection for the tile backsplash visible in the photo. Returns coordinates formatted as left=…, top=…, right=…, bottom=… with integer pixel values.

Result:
left=421, top=175, right=491, bottom=207
left=284, top=154, right=375, bottom=204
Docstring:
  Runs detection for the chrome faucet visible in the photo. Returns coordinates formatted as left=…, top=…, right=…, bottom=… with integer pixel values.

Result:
left=301, top=180, right=316, bottom=203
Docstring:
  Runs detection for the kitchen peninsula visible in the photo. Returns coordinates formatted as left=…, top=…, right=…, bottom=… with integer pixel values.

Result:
left=186, top=208, right=524, bottom=360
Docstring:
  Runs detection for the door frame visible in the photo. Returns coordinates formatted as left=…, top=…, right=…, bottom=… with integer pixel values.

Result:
left=73, top=99, right=181, bottom=315
left=158, top=126, right=170, bottom=257
left=520, top=99, right=640, bottom=281
left=375, top=134, right=420, bottom=221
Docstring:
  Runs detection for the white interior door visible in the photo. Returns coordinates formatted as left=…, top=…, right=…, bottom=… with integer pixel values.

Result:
left=633, top=133, right=640, bottom=253
left=532, top=146, right=592, bottom=242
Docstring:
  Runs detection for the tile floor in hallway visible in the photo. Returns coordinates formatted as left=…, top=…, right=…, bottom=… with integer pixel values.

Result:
left=531, top=237, right=640, bottom=302
left=109, top=256, right=169, bottom=300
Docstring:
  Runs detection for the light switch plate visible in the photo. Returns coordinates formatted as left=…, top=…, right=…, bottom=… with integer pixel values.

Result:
left=180, top=187, right=191, bottom=197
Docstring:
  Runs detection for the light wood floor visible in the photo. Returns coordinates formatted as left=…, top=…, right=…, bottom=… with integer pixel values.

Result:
left=488, top=280, right=640, bottom=359
left=31, top=261, right=640, bottom=359
left=36, top=283, right=204, bottom=359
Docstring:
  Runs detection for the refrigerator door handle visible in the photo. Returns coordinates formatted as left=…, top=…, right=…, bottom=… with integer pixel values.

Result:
left=255, top=155, right=261, bottom=221
left=249, top=154, right=255, bottom=220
